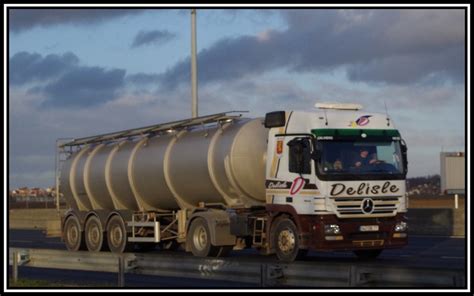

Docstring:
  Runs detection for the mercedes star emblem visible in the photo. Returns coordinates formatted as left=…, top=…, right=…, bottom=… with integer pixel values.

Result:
left=361, top=198, right=375, bottom=214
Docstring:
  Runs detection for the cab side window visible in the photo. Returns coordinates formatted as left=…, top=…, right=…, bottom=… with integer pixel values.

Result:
left=287, top=138, right=312, bottom=174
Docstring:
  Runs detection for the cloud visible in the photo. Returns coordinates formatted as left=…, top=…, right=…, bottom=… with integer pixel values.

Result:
left=346, top=46, right=464, bottom=84
left=157, top=9, right=464, bottom=90
left=9, top=9, right=145, bottom=33
left=9, top=51, right=79, bottom=85
left=41, top=67, right=126, bottom=107
left=158, top=34, right=283, bottom=90
left=9, top=51, right=129, bottom=107
left=131, top=30, right=176, bottom=48
left=126, top=72, right=161, bottom=85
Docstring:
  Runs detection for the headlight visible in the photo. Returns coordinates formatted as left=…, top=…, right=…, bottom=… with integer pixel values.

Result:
left=394, top=221, right=407, bottom=232
left=324, top=224, right=341, bottom=235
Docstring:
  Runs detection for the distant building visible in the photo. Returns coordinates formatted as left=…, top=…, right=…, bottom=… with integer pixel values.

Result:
left=17, top=187, right=29, bottom=196
left=440, top=152, right=465, bottom=194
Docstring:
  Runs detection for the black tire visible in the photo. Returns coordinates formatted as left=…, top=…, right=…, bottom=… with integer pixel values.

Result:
left=272, top=217, right=306, bottom=262
left=63, top=215, right=86, bottom=251
left=106, top=215, right=133, bottom=253
left=353, top=249, right=383, bottom=259
left=85, top=215, right=108, bottom=252
left=187, top=218, right=220, bottom=257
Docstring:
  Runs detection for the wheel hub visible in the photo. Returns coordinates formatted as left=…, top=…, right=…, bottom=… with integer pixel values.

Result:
left=193, top=225, right=208, bottom=251
left=88, top=224, right=100, bottom=245
left=278, top=229, right=295, bottom=253
left=67, top=224, right=79, bottom=244
left=110, top=225, right=123, bottom=247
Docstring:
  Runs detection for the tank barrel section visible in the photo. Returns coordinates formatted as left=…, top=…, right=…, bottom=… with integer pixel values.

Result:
left=58, top=112, right=267, bottom=213
left=59, top=111, right=248, bottom=148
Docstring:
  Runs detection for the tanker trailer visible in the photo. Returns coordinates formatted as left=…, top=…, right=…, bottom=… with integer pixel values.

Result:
left=58, top=104, right=408, bottom=262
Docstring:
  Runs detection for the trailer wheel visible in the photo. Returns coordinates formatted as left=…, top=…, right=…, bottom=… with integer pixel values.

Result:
left=106, top=215, right=133, bottom=253
left=272, top=218, right=305, bottom=262
left=63, top=215, right=86, bottom=251
left=85, top=215, right=108, bottom=252
left=188, top=218, right=220, bottom=257
left=353, top=249, right=383, bottom=259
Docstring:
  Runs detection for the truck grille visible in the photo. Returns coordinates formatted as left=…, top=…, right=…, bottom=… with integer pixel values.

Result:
left=331, top=196, right=400, bottom=218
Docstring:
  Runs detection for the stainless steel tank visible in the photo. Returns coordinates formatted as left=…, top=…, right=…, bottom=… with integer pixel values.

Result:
left=60, top=118, right=268, bottom=211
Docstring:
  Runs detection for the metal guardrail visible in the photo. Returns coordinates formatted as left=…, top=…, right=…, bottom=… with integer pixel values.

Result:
left=8, top=248, right=466, bottom=288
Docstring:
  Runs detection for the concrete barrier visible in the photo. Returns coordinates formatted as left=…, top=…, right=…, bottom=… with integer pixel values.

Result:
left=407, top=209, right=461, bottom=237
left=452, top=207, right=465, bottom=237
left=9, top=209, right=63, bottom=237
left=45, top=220, right=62, bottom=237
left=407, top=196, right=465, bottom=237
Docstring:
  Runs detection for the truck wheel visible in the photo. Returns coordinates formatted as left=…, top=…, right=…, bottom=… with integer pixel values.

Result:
left=353, top=249, right=383, bottom=259
left=187, top=218, right=220, bottom=257
left=106, top=215, right=133, bottom=253
left=272, top=218, right=305, bottom=262
left=85, top=215, right=107, bottom=252
left=63, top=215, right=86, bottom=251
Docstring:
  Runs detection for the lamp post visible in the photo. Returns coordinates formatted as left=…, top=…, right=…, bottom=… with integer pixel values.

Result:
left=191, top=9, right=198, bottom=118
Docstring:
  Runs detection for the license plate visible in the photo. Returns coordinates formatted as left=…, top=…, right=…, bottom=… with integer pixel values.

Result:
left=360, top=225, right=379, bottom=232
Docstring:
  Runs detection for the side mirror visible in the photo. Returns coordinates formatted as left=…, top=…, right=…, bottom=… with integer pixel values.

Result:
left=264, top=111, right=286, bottom=128
left=401, top=139, right=407, bottom=153
left=401, top=139, right=408, bottom=173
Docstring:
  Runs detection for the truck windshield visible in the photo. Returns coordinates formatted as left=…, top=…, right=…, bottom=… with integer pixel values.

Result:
left=317, top=140, right=404, bottom=179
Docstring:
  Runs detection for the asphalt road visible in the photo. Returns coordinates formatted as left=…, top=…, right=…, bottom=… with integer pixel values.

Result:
left=7, top=229, right=467, bottom=288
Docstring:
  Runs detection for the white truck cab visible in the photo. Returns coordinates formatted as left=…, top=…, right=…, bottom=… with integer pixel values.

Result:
left=263, top=103, right=408, bottom=260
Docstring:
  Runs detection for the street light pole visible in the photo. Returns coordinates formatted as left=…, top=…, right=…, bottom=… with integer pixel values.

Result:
left=191, top=9, right=198, bottom=118
left=55, top=139, right=60, bottom=211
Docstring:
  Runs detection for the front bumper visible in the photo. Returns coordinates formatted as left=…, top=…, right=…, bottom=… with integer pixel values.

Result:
left=299, top=213, right=408, bottom=251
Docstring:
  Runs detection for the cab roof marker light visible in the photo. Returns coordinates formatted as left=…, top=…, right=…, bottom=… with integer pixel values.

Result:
left=315, top=102, right=363, bottom=111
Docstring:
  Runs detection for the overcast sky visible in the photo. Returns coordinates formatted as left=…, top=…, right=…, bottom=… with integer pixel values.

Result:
left=7, top=6, right=467, bottom=188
